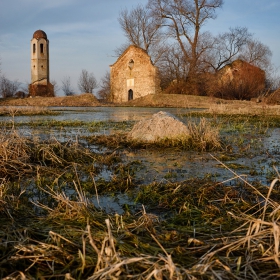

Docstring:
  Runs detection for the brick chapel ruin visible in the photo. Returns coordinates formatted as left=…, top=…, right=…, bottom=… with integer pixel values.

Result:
left=110, top=45, right=161, bottom=103
left=29, top=30, right=54, bottom=97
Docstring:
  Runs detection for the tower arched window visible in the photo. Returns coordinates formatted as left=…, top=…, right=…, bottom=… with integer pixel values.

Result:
left=40, top=44, right=44, bottom=54
left=33, top=44, right=36, bottom=53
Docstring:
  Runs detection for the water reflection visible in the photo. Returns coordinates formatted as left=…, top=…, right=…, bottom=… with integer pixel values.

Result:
left=1, top=106, right=277, bottom=191
left=0, top=106, right=202, bottom=123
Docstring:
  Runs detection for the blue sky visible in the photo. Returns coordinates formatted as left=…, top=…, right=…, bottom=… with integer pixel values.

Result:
left=0, top=0, right=279, bottom=95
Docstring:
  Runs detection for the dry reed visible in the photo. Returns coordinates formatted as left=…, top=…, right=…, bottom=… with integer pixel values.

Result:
left=1, top=118, right=280, bottom=279
left=0, top=106, right=55, bottom=116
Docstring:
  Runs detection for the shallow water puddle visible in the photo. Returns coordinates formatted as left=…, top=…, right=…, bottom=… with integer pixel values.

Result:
left=2, top=107, right=280, bottom=214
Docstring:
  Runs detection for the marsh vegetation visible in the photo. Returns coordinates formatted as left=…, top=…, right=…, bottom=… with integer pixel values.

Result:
left=1, top=106, right=280, bottom=279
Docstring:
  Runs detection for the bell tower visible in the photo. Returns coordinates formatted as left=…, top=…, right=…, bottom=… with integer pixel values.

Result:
left=29, top=30, right=54, bottom=97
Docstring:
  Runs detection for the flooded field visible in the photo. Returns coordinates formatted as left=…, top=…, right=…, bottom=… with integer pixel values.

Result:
left=0, top=106, right=196, bottom=122
left=1, top=106, right=280, bottom=279
left=4, top=106, right=279, bottom=188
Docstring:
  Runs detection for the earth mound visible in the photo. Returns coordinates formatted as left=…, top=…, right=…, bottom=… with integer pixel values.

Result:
left=127, top=111, right=190, bottom=143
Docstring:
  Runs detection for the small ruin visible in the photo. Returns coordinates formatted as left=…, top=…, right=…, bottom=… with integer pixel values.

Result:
left=110, top=45, right=161, bottom=103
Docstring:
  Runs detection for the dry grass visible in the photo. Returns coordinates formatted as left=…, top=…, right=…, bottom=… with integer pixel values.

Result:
left=1, top=117, right=280, bottom=279
left=2, top=168, right=280, bottom=279
left=121, top=94, right=280, bottom=114
left=207, top=102, right=280, bottom=115
left=2, top=93, right=280, bottom=117
left=0, top=149, right=280, bottom=280
left=0, top=93, right=100, bottom=107
left=197, top=180, right=280, bottom=279
left=187, top=117, right=222, bottom=151
left=0, top=126, right=100, bottom=179
left=86, top=117, right=222, bottom=152
left=0, top=106, right=56, bottom=116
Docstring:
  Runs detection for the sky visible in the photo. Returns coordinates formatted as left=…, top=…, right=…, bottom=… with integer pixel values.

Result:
left=0, top=0, right=280, bottom=96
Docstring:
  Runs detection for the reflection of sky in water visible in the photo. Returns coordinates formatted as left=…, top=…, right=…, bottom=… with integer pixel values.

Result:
left=2, top=106, right=279, bottom=191
left=122, top=127, right=280, bottom=187
left=0, top=106, right=202, bottom=123
left=1, top=106, right=201, bottom=142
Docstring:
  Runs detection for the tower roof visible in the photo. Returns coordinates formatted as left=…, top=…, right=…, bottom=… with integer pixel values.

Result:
left=33, top=30, right=47, bottom=40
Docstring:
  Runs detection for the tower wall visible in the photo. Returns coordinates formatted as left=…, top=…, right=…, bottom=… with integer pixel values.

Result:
left=29, top=30, right=54, bottom=97
left=31, top=37, right=49, bottom=84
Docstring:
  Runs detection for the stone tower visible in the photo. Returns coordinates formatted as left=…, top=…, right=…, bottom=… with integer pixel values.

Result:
left=29, top=30, right=54, bottom=97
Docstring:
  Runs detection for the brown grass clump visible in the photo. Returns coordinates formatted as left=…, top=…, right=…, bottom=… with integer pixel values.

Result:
left=207, top=102, right=280, bottom=116
left=266, top=88, right=280, bottom=105
left=187, top=117, right=222, bottom=151
left=197, top=178, right=280, bottom=279
left=0, top=127, right=97, bottom=179
left=0, top=106, right=56, bottom=116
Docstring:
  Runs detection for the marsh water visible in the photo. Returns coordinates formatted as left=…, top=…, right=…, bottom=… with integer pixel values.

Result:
left=3, top=106, right=280, bottom=213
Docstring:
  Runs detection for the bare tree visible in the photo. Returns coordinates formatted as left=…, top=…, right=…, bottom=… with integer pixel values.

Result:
left=204, top=27, right=251, bottom=72
left=148, top=0, right=224, bottom=82
left=51, top=80, right=59, bottom=97
left=158, top=44, right=189, bottom=90
left=117, top=4, right=165, bottom=64
left=0, top=75, right=19, bottom=98
left=61, top=76, right=75, bottom=96
left=97, top=71, right=111, bottom=101
left=20, top=82, right=30, bottom=97
left=77, top=69, right=97, bottom=94
left=118, top=0, right=274, bottom=98
left=239, top=39, right=272, bottom=71
left=118, top=4, right=161, bottom=51
left=263, top=65, right=280, bottom=94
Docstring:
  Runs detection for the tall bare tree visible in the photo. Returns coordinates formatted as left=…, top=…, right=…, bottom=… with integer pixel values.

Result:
left=239, top=39, right=272, bottom=71
left=61, top=76, right=75, bottom=96
left=204, top=27, right=251, bottom=72
left=0, top=75, right=19, bottom=98
left=148, top=0, right=224, bottom=82
left=158, top=44, right=189, bottom=89
left=77, top=69, right=97, bottom=94
left=51, top=80, right=59, bottom=97
left=117, top=4, right=165, bottom=64
left=20, top=82, right=30, bottom=97
left=97, top=71, right=111, bottom=101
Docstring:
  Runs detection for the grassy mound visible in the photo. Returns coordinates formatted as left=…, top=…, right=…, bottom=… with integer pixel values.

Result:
left=0, top=93, right=100, bottom=107
left=122, top=93, right=213, bottom=108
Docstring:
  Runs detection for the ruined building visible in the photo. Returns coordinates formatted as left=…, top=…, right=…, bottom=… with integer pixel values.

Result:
left=110, top=45, right=161, bottom=103
left=218, top=60, right=265, bottom=99
left=29, top=30, right=54, bottom=97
